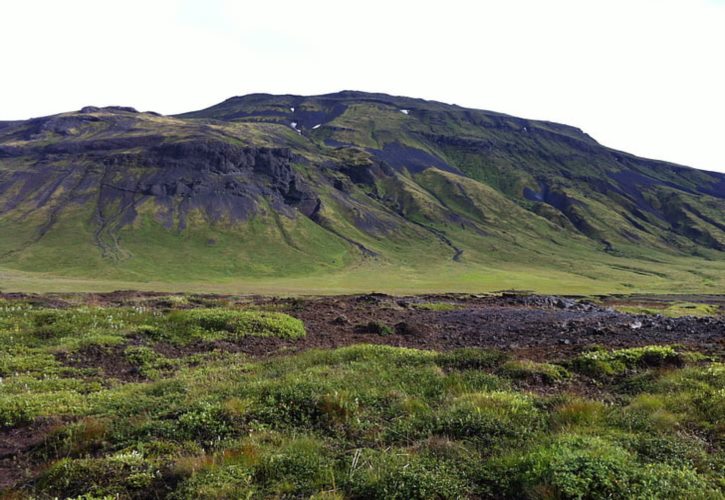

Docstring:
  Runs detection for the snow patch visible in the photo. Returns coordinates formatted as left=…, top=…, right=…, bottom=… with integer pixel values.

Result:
left=400, top=109, right=409, bottom=115
left=290, top=122, right=301, bottom=134
left=290, top=107, right=295, bottom=112
left=312, top=124, right=321, bottom=129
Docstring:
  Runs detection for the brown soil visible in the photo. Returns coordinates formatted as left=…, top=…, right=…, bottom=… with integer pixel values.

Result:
left=249, top=293, right=725, bottom=361
left=5, top=292, right=725, bottom=365
left=55, top=343, right=146, bottom=382
left=0, top=417, right=67, bottom=491
left=72, top=292, right=724, bottom=363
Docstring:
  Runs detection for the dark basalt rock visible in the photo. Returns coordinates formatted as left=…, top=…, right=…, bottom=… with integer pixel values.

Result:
left=104, top=106, right=139, bottom=113
left=368, top=142, right=461, bottom=175
left=500, top=293, right=600, bottom=311
left=108, top=141, right=318, bottom=224
left=395, top=321, right=422, bottom=336
left=0, top=136, right=321, bottom=239
left=339, top=160, right=392, bottom=186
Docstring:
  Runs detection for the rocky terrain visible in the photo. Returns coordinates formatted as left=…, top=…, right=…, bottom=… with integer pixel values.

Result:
left=2, top=291, right=722, bottom=365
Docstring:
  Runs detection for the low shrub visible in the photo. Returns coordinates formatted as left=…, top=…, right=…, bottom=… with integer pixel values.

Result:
left=124, top=346, right=176, bottom=379
left=133, top=324, right=164, bottom=340
left=615, top=433, right=714, bottom=470
left=436, top=348, right=509, bottom=371
left=550, top=397, right=607, bottom=429
left=346, top=449, right=468, bottom=499
left=38, top=451, right=162, bottom=498
left=571, top=346, right=685, bottom=378
left=435, top=391, right=543, bottom=447
left=166, top=309, right=306, bottom=341
left=0, top=390, right=88, bottom=427
left=483, top=434, right=718, bottom=499
left=251, top=381, right=372, bottom=435
left=254, top=437, right=336, bottom=495
left=3, top=306, right=723, bottom=500
left=0, top=349, right=61, bottom=376
left=31, top=310, right=76, bottom=340
left=616, top=394, right=680, bottom=433
left=253, top=381, right=328, bottom=429
left=171, top=464, right=256, bottom=499
left=498, top=359, right=570, bottom=384
left=176, top=401, right=240, bottom=443
left=39, top=417, right=110, bottom=459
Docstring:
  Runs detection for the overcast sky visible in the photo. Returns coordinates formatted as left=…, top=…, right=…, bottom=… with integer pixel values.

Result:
left=2, top=0, right=724, bottom=172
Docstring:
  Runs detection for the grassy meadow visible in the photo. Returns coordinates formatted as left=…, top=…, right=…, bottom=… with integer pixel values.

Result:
left=1, top=240, right=724, bottom=295
left=0, top=297, right=723, bottom=498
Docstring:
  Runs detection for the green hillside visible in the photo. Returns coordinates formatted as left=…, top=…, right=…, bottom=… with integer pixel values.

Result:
left=0, top=92, right=723, bottom=293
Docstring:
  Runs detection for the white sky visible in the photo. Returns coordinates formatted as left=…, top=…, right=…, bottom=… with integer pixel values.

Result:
left=1, top=0, right=724, bottom=173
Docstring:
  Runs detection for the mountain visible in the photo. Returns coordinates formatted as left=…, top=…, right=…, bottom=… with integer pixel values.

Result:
left=0, top=91, right=723, bottom=293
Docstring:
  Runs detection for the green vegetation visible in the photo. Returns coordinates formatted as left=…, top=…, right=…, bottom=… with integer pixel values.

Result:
left=498, top=359, right=571, bottom=384
left=615, top=301, right=721, bottom=317
left=0, top=92, right=723, bottom=294
left=487, top=434, right=719, bottom=498
left=165, top=308, right=306, bottom=342
left=0, top=302, right=304, bottom=426
left=359, top=320, right=394, bottom=335
left=412, top=301, right=464, bottom=311
left=570, top=345, right=694, bottom=378
left=1, top=302, right=722, bottom=498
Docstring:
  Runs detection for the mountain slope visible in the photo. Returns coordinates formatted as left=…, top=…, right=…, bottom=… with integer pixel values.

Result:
left=0, top=92, right=723, bottom=293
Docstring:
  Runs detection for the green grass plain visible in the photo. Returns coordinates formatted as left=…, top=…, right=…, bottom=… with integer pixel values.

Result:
left=2, top=249, right=723, bottom=295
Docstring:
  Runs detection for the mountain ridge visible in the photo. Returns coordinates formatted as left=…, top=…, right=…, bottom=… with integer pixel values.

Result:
left=0, top=91, right=722, bottom=293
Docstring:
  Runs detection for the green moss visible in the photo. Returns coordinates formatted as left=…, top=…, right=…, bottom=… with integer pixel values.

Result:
left=165, top=308, right=306, bottom=342
left=616, top=302, right=720, bottom=317
left=412, top=302, right=463, bottom=311
left=571, top=345, right=687, bottom=378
